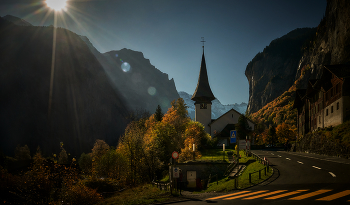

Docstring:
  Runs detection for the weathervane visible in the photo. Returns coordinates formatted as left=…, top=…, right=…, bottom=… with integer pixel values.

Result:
left=201, top=37, right=206, bottom=49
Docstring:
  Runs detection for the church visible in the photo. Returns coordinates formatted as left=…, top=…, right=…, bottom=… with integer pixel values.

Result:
left=191, top=46, right=255, bottom=145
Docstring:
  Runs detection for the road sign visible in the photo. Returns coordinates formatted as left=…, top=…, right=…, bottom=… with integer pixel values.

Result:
left=172, top=151, right=179, bottom=159
left=173, top=167, right=179, bottom=178
left=230, top=130, right=237, bottom=143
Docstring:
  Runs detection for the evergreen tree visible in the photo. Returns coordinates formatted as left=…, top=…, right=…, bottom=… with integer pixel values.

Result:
left=154, top=105, right=163, bottom=122
left=236, top=115, right=251, bottom=140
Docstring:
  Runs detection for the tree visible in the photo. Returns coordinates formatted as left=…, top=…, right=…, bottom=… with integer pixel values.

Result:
left=268, top=125, right=277, bottom=146
left=236, top=115, right=252, bottom=140
left=276, top=123, right=296, bottom=143
left=154, top=105, right=163, bottom=122
left=14, top=145, right=31, bottom=160
left=58, top=148, right=68, bottom=164
left=79, top=152, right=92, bottom=174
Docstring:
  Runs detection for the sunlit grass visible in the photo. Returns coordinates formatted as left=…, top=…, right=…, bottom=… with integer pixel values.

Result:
left=197, top=153, right=273, bottom=193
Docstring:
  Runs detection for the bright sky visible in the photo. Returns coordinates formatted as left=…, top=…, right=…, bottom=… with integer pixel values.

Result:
left=0, top=0, right=327, bottom=105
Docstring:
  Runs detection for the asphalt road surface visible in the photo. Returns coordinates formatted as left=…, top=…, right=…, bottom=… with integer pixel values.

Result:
left=177, top=149, right=350, bottom=205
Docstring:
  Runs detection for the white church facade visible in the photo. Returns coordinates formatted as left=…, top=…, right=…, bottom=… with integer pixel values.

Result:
left=191, top=48, right=254, bottom=144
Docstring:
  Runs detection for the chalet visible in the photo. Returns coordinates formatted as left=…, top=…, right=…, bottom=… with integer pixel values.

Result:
left=191, top=46, right=254, bottom=145
left=293, top=64, right=350, bottom=136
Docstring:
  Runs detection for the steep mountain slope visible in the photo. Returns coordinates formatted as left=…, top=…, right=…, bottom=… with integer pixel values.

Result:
left=245, top=28, right=316, bottom=114
left=248, top=0, right=350, bottom=128
left=296, top=0, right=350, bottom=87
left=0, top=18, right=130, bottom=156
left=80, top=37, right=180, bottom=113
left=179, top=91, right=247, bottom=120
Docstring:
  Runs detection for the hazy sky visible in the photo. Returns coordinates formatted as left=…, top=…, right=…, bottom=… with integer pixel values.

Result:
left=0, top=0, right=327, bottom=105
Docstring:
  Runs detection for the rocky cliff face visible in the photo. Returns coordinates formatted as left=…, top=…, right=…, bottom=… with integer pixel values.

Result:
left=179, top=91, right=247, bottom=120
left=296, top=0, right=350, bottom=87
left=80, top=37, right=180, bottom=113
left=246, top=0, right=350, bottom=116
left=245, top=28, right=316, bottom=114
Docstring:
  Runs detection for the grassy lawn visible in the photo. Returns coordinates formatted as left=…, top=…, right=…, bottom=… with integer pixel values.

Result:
left=98, top=184, right=172, bottom=205
left=197, top=150, right=273, bottom=193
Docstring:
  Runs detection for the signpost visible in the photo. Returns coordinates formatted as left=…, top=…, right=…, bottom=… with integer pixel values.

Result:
left=230, top=130, right=237, bottom=143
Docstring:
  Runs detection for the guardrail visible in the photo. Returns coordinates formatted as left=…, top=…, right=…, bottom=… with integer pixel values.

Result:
left=151, top=180, right=171, bottom=191
left=250, top=151, right=270, bottom=171
left=248, top=166, right=268, bottom=183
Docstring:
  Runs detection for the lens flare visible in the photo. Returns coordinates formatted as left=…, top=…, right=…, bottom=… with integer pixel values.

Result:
left=46, top=0, right=67, bottom=11
left=148, top=87, right=157, bottom=96
left=121, top=62, right=131, bottom=72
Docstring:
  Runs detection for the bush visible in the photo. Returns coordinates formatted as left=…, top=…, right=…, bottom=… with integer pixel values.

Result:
left=61, top=182, right=103, bottom=205
left=83, top=177, right=121, bottom=194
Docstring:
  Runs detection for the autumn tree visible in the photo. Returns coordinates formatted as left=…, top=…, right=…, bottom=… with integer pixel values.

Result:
left=276, top=123, right=296, bottom=143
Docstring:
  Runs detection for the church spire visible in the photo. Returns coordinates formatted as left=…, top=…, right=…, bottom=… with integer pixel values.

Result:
left=191, top=43, right=215, bottom=103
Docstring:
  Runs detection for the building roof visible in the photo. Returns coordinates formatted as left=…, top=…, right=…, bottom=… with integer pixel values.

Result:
left=209, top=108, right=255, bottom=126
left=324, top=64, right=350, bottom=78
left=191, top=51, right=215, bottom=102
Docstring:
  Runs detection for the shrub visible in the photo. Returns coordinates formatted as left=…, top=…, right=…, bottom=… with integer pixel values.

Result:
left=61, top=182, right=103, bottom=205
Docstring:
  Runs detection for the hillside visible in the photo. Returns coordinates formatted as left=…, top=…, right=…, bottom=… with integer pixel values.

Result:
left=80, top=37, right=180, bottom=113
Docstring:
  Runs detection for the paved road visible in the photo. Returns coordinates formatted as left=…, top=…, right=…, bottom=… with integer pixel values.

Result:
left=177, top=150, right=350, bottom=205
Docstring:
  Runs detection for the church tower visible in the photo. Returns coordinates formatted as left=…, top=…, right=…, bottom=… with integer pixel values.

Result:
left=191, top=47, right=215, bottom=134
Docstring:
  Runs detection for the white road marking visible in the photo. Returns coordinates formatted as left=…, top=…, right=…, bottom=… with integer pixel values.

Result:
left=286, top=158, right=291, bottom=160
left=277, top=155, right=282, bottom=157
left=271, top=153, right=274, bottom=155
left=329, top=172, right=336, bottom=177
left=276, top=151, right=350, bottom=165
left=297, top=161, right=304, bottom=164
left=312, top=166, right=322, bottom=170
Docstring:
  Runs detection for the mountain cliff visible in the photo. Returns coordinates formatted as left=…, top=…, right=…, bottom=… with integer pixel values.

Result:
left=0, top=16, right=179, bottom=156
left=247, top=0, right=350, bottom=126
left=245, top=28, right=316, bottom=114
left=79, top=37, right=179, bottom=113
left=179, top=91, right=247, bottom=120
left=296, top=0, right=350, bottom=87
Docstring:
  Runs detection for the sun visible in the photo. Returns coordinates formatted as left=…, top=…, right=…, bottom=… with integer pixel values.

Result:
left=45, top=0, right=67, bottom=11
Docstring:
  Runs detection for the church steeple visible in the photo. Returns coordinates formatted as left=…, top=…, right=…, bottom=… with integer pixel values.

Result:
left=191, top=50, right=215, bottom=103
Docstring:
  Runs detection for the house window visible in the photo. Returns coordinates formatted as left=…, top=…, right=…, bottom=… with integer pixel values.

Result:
left=326, top=109, right=328, bottom=116
left=337, top=102, right=339, bottom=110
left=331, top=106, right=333, bottom=113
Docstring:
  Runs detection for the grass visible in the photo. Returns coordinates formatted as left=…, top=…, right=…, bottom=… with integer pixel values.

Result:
left=200, top=148, right=238, bottom=162
left=98, top=184, right=172, bottom=205
left=196, top=151, right=273, bottom=193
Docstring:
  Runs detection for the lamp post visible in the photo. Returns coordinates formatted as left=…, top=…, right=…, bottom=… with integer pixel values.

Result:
left=223, top=144, right=225, bottom=161
left=193, top=144, right=195, bottom=161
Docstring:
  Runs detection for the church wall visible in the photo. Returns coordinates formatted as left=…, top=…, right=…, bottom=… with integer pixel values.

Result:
left=210, top=110, right=240, bottom=137
left=195, top=103, right=212, bottom=134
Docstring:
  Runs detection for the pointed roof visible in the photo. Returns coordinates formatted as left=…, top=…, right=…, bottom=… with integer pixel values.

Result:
left=191, top=51, right=215, bottom=102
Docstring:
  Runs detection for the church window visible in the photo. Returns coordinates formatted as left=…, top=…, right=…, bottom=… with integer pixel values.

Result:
left=232, top=114, right=233, bottom=118
left=200, top=103, right=207, bottom=109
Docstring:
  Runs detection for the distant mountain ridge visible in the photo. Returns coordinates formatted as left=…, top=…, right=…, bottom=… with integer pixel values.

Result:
left=79, top=37, right=180, bottom=113
left=0, top=15, right=179, bottom=156
left=178, top=91, right=247, bottom=120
